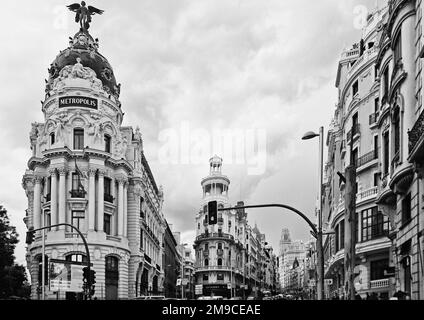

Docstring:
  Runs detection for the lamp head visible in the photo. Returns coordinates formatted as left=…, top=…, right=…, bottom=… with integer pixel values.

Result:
left=302, top=131, right=319, bottom=140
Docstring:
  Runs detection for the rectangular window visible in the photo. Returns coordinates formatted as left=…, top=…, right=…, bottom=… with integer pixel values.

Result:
left=361, top=207, right=389, bottom=242
left=104, top=177, right=112, bottom=203
left=203, top=274, right=209, bottom=281
left=352, top=80, right=359, bottom=96
left=71, top=211, right=85, bottom=231
left=383, top=68, right=390, bottom=101
left=352, top=148, right=358, bottom=167
left=340, top=221, right=345, bottom=250
left=71, top=173, right=85, bottom=198
left=73, top=129, right=84, bottom=150
left=44, top=210, right=51, bottom=231
left=335, top=224, right=339, bottom=251
left=104, top=214, right=111, bottom=235
left=370, top=259, right=389, bottom=280
left=374, top=135, right=379, bottom=158
left=373, top=173, right=380, bottom=187
left=104, top=135, right=111, bottom=153
left=401, top=193, right=412, bottom=226
left=383, top=131, right=390, bottom=175
left=394, top=31, right=402, bottom=65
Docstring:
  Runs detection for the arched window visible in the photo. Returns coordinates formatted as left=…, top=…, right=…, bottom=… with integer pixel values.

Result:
left=218, top=243, right=222, bottom=250
left=50, top=132, right=55, bottom=146
left=105, top=256, right=119, bottom=300
left=104, top=134, right=111, bottom=153
left=204, top=259, right=209, bottom=267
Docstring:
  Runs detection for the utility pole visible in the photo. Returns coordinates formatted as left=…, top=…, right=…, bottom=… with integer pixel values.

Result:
left=344, top=125, right=357, bottom=300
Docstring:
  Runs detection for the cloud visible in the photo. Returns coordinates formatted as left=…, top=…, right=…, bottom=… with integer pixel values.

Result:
left=0, top=0, right=382, bottom=265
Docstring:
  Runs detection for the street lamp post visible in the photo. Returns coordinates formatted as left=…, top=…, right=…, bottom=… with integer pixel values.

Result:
left=302, top=126, right=325, bottom=301
left=180, top=243, right=188, bottom=299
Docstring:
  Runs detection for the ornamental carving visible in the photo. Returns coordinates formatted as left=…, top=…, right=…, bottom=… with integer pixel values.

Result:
left=51, top=57, right=104, bottom=93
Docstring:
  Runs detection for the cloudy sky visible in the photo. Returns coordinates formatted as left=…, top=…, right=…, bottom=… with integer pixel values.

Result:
left=0, top=0, right=385, bottom=265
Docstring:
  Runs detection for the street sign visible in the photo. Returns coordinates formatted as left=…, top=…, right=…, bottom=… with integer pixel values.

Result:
left=227, top=283, right=232, bottom=289
left=176, top=279, right=181, bottom=286
left=195, top=285, right=203, bottom=295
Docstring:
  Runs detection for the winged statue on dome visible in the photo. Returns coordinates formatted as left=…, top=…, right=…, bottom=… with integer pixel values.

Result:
left=67, top=1, right=104, bottom=32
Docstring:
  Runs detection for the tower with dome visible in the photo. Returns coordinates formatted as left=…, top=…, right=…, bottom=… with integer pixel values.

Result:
left=22, top=5, right=165, bottom=300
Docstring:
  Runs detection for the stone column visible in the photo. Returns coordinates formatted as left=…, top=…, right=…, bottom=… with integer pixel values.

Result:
left=117, top=177, right=126, bottom=236
left=49, top=169, right=58, bottom=231
left=97, top=170, right=105, bottom=232
left=111, top=177, right=117, bottom=235
left=88, top=169, right=96, bottom=231
left=58, top=168, right=67, bottom=230
left=123, top=183, right=128, bottom=237
left=33, top=175, right=42, bottom=231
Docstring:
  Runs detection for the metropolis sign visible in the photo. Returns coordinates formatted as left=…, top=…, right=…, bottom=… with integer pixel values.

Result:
left=59, top=96, right=98, bottom=109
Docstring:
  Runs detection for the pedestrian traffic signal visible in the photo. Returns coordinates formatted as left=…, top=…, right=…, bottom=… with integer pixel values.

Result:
left=208, top=201, right=218, bottom=225
left=26, top=227, right=35, bottom=245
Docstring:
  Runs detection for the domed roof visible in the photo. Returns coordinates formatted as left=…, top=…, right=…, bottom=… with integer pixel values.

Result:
left=48, top=31, right=119, bottom=98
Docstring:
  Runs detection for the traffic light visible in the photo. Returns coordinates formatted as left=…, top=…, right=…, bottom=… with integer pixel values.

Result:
left=89, top=270, right=96, bottom=285
left=26, top=227, right=35, bottom=245
left=82, top=267, right=89, bottom=283
left=208, top=201, right=217, bottom=225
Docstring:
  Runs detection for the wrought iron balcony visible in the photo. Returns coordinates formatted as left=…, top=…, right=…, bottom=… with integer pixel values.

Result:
left=104, top=193, right=114, bottom=203
left=70, top=189, right=86, bottom=198
left=144, top=254, right=152, bottom=264
left=347, top=124, right=360, bottom=143
left=408, top=109, right=424, bottom=155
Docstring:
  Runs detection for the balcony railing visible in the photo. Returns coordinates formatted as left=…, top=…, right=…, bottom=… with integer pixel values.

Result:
left=144, top=254, right=152, bottom=264
left=347, top=124, right=361, bottom=143
left=357, top=186, right=378, bottom=200
left=408, top=108, right=424, bottom=154
left=369, top=278, right=390, bottom=289
left=70, top=189, right=86, bottom=198
left=45, top=193, right=51, bottom=202
left=196, top=232, right=234, bottom=242
left=357, top=150, right=378, bottom=168
left=104, top=193, right=114, bottom=203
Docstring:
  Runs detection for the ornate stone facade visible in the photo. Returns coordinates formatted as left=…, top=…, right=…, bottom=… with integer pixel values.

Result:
left=22, top=28, right=164, bottom=300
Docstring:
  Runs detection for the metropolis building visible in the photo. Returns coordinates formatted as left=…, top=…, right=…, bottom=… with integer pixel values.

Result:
left=22, top=20, right=165, bottom=299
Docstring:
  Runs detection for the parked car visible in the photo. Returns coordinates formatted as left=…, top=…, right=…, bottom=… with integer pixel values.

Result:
left=132, top=295, right=166, bottom=300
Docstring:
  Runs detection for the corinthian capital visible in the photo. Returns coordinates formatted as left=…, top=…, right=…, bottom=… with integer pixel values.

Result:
left=57, top=167, right=68, bottom=176
left=116, top=175, right=128, bottom=185
left=88, top=168, right=97, bottom=177
left=48, top=168, right=58, bottom=176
